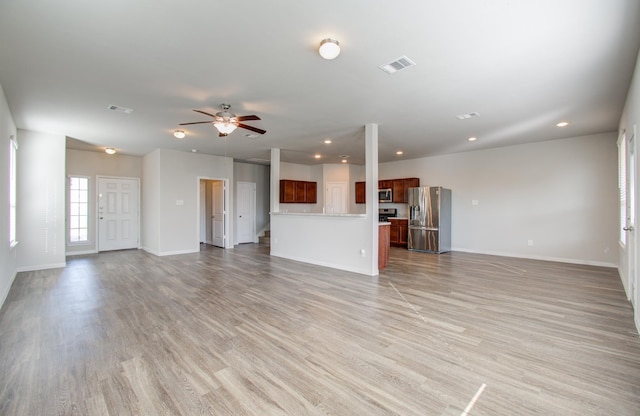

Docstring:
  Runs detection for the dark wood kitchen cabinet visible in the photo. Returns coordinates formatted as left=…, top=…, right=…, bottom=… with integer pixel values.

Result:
left=354, top=177, right=420, bottom=204
left=378, top=223, right=390, bottom=270
left=305, top=181, right=317, bottom=203
left=389, top=218, right=408, bottom=247
left=355, top=181, right=366, bottom=204
left=395, top=177, right=420, bottom=203
left=280, top=180, right=317, bottom=203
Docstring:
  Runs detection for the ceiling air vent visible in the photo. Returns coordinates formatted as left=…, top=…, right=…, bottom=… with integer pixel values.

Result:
left=456, top=112, right=480, bottom=120
left=108, top=104, right=134, bottom=114
left=378, top=56, right=416, bottom=74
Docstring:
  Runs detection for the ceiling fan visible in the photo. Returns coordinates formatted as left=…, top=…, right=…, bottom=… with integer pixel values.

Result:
left=179, top=104, right=266, bottom=137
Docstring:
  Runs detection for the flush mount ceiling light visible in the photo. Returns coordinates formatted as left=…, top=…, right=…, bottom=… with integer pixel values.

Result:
left=173, top=130, right=186, bottom=139
left=556, top=121, right=569, bottom=127
left=319, top=38, right=340, bottom=60
left=105, top=147, right=116, bottom=155
left=468, top=137, right=477, bottom=142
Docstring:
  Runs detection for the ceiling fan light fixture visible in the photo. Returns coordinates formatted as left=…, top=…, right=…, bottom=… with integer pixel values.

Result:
left=319, top=38, right=340, bottom=60
left=105, top=147, right=116, bottom=155
left=214, top=120, right=238, bottom=135
left=173, top=130, right=186, bottom=139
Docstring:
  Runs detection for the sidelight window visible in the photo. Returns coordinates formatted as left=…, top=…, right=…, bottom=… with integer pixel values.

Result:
left=69, top=176, right=89, bottom=243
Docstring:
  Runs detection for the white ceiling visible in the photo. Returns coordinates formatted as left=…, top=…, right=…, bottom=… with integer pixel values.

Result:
left=1, top=1, right=639, bottom=165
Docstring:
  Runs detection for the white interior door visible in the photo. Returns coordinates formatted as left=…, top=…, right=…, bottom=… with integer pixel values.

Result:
left=212, top=181, right=225, bottom=247
left=237, top=181, right=256, bottom=244
left=326, top=181, right=347, bottom=214
left=626, top=130, right=637, bottom=308
left=200, top=181, right=206, bottom=243
left=98, top=177, right=139, bottom=251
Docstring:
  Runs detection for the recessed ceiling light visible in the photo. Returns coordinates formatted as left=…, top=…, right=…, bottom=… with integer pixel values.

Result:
left=105, top=147, right=116, bottom=155
left=174, top=130, right=186, bottom=139
left=323, top=139, right=333, bottom=144
left=396, top=151, right=403, bottom=155
left=341, top=159, right=348, bottom=163
left=468, top=137, right=477, bottom=142
left=556, top=121, right=569, bottom=127
left=314, top=154, right=321, bottom=159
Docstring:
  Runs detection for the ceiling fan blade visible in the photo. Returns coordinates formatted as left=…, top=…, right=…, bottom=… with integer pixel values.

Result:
left=237, top=115, right=261, bottom=121
left=238, top=123, right=266, bottom=135
left=179, top=121, right=214, bottom=125
left=193, top=109, right=218, bottom=118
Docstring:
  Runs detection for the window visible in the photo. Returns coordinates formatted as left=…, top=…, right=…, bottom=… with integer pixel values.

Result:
left=69, top=176, right=89, bottom=243
left=9, top=136, right=17, bottom=247
left=618, top=132, right=627, bottom=245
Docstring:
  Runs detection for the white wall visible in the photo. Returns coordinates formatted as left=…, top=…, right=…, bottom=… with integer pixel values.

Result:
left=142, top=149, right=234, bottom=256
left=141, top=149, right=161, bottom=254
left=16, top=129, right=66, bottom=271
left=380, top=133, right=618, bottom=266
left=66, top=149, right=143, bottom=254
left=271, top=124, right=379, bottom=276
left=234, top=162, right=270, bottom=236
left=618, top=49, right=640, bottom=331
left=0, top=84, right=17, bottom=308
left=270, top=214, right=373, bottom=274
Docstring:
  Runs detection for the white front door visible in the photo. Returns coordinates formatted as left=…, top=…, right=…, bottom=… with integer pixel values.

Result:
left=212, top=181, right=225, bottom=247
left=237, top=181, right=255, bottom=244
left=98, top=177, right=139, bottom=251
left=326, top=181, right=347, bottom=214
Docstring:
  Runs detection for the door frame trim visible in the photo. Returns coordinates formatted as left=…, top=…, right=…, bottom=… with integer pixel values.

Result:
left=96, top=175, right=141, bottom=251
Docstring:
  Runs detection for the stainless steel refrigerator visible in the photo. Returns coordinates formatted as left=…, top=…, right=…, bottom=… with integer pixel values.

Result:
left=408, top=186, right=451, bottom=253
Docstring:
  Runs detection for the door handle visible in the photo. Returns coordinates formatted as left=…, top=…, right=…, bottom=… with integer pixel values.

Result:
left=623, top=226, right=634, bottom=231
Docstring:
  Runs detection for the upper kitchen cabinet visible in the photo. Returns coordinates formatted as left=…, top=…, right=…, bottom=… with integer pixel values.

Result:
left=379, top=180, right=393, bottom=189
left=355, top=181, right=366, bottom=204
left=354, top=177, right=420, bottom=204
left=393, top=177, right=420, bottom=203
left=280, top=179, right=317, bottom=203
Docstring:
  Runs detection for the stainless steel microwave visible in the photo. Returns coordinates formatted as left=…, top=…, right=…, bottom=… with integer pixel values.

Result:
left=378, top=188, right=393, bottom=203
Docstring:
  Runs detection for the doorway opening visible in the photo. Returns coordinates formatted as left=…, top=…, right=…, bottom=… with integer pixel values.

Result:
left=198, top=178, right=228, bottom=249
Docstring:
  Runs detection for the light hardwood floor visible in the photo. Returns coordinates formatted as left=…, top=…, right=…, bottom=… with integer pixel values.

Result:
left=0, top=244, right=639, bottom=415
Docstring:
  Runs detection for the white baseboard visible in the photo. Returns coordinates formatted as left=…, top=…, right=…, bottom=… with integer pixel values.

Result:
left=17, top=262, right=67, bottom=272
left=0, top=269, right=18, bottom=310
left=451, top=247, right=617, bottom=268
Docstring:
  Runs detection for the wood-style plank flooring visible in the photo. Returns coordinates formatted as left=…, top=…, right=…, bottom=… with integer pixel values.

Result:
left=0, top=244, right=639, bottom=415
